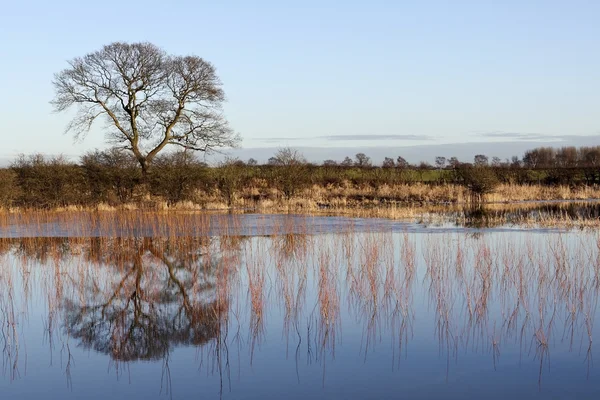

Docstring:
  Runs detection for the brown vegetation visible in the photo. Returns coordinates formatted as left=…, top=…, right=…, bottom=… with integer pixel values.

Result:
left=3, top=145, right=600, bottom=217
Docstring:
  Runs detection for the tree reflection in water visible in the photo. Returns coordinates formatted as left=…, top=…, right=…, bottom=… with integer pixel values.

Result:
left=0, top=236, right=241, bottom=395
left=1, top=230, right=600, bottom=394
left=63, top=237, right=229, bottom=362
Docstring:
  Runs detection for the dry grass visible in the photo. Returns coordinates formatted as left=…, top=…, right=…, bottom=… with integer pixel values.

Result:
left=4, top=182, right=600, bottom=215
left=490, top=184, right=600, bottom=202
left=3, top=196, right=600, bottom=234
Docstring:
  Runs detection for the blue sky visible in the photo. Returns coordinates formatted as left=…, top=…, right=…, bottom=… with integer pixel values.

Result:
left=1, top=0, right=599, bottom=160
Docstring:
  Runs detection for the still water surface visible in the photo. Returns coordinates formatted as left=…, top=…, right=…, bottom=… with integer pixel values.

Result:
left=1, top=213, right=599, bottom=399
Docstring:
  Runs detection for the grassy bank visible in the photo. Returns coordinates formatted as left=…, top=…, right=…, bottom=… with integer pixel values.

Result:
left=3, top=187, right=600, bottom=231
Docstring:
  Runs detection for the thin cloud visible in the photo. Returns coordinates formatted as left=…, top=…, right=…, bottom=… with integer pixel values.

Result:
left=321, top=134, right=435, bottom=141
left=256, top=134, right=435, bottom=143
left=476, top=131, right=594, bottom=141
left=478, top=131, right=554, bottom=140
left=256, top=137, right=304, bottom=143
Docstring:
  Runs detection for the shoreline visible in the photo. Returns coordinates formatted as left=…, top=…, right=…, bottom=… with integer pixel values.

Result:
left=2, top=198, right=600, bottom=231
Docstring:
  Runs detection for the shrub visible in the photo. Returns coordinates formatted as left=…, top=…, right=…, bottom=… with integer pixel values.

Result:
left=216, top=158, right=249, bottom=206
left=0, top=169, right=19, bottom=208
left=81, top=148, right=141, bottom=205
left=149, top=151, right=210, bottom=205
left=457, top=166, right=500, bottom=202
left=11, top=154, right=86, bottom=208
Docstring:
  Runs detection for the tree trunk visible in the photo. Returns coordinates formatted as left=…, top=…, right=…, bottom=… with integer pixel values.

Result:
left=139, top=158, right=150, bottom=180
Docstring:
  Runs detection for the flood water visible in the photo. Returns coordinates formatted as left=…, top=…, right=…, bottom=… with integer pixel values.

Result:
left=1, top=211, right=600, bottom=399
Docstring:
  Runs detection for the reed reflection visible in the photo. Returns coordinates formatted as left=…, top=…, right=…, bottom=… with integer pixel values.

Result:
left=0, top=230, right=599, bottom=392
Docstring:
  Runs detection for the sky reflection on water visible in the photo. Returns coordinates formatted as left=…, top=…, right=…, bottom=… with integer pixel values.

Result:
left=0, top=219, right=600, bottom=399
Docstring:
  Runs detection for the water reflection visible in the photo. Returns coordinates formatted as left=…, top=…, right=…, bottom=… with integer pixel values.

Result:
left=63, top=237, right=227, bottom=362
left=445, top=201, right=600, bottom=228
left=0, top=231, right=600, bottom=397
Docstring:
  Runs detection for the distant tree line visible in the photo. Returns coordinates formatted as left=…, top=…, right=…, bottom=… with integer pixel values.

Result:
left=1, top=145, right=600, bottom=209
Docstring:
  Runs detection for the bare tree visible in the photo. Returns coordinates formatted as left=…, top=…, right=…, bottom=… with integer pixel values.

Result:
left=510, top=156, right=522, bottom=168
left=341, top=156, right=354, bottom=167
left=268, top=147, right=306, bottom=166
left=491, top=156, right=502, bottom=167
left=382, top=157, right=395, bottom=168
left=582, top=147, right=600, bottom=167
left=522, top=147, right=555, bottom=169
left=267, top=148, right=310, bottom=199
left=396, top=156, right=409, bottom=169
left=52, top=42, right=240, bottom=176
left=473, top=154, right=489, bottom=167
left=448, top=157, right=460, bottom=169
left=267, top=157, right=280, bottom=166
left=435, top=156, right=446, bottom=169
left=354, top=153, right=371, bottom=167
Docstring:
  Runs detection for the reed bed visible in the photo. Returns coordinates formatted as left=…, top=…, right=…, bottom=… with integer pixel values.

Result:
left=3, top=201, right=600, bottom=239
left=3, top=182, right=600, bottom=216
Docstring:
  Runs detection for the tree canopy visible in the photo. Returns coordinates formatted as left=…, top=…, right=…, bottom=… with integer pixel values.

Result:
left=52, top=42, right=240, bottom=174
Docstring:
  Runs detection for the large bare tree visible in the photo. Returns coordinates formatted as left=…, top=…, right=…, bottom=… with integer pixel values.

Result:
left=52, top=42, right=240, bottom=175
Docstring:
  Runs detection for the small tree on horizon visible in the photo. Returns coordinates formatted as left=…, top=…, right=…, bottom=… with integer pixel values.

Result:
left=448, top=157, right=460, bottom=169
left=268, top=147, right=306, bottom=166
left=474, top=154, right=489, bottom=167
left=435, top=156, right=447, bottom=170
left=382, top=157, right=395, bottom=168
left=268, top=148, right=310, bottom=199
left=396, top=156, right=409, bottom=169
left=354, top=153, right=371, bottom=168
left=341, top=157, right=354, bottom=167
